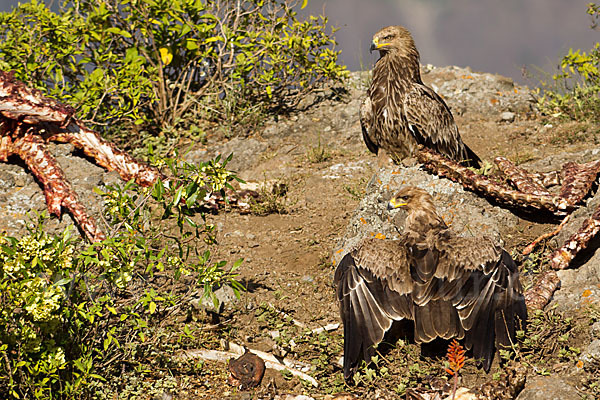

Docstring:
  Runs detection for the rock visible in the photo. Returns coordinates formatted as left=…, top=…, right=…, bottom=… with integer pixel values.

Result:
left=591, top=322, right=600, bottom=339
left=333, top=165, right=518, bottom=265
left=442, top=388, right=478, bottom=400
left=191, top=285, right=238, bottom=314
left=551, top=258, right=600, bottom=313
left=184, top=137, right=268, bottom=172
left=501, top=111, right=516, bottom=122
left=515, top=376, right=580, bottom=400
left=579, top=339, right=600, bottom=371
left=421, top=65, right=534, bottom=116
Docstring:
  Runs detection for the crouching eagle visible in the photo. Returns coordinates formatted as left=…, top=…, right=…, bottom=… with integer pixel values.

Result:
left=334, top=187, right=526, bottom=380
left=360, top=25, right=481, bottom=167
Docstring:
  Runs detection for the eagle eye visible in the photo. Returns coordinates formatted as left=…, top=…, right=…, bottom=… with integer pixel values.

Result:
left=383, top=34, right=393, bottom=40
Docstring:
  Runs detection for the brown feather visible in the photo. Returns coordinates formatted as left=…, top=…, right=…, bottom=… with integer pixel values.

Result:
left=334, top=187, right=526, bottom=380
left=360, top=26, right=481, bottom=167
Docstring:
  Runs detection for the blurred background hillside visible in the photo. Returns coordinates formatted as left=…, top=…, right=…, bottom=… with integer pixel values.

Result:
left=299, top=0, right=599, bottom=85
left=1, top=0, right=598, bottom=84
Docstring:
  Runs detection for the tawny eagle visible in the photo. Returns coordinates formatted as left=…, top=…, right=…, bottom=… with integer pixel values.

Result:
left=360, top=25, right=481, bottom=167
left=335, top=187, right=526, bottom=380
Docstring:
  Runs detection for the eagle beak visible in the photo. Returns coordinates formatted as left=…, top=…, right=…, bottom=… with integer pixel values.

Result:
left=370, top=40, right=377, bottom=53
left=370, top=38, right=389, bottom=53
left=387, top=198, right=407, bottom=210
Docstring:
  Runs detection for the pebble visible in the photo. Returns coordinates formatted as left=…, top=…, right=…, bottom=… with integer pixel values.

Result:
left=580, top=339, right=600, bottom=371
left=591, top=321, right=600, bottom=338
left=501, top=111, right=516, bottom=122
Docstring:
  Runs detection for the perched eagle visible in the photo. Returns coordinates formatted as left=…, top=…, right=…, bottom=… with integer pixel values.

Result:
left=360, top=25, right=481, bottom=167
left=335, top=187, right=526, bottom=380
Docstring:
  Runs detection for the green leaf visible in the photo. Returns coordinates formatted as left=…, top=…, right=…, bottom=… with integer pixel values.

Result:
left=173, top=186, right=184, bottom=206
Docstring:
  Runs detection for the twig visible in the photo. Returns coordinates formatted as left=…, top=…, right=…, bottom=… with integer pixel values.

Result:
left=175, top=345, right=318, bottom=387
left=522, top=215, right=570, bottom=256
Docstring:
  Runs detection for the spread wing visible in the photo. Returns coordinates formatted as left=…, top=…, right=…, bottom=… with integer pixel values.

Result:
left=335, top=233, right=526, bottom=378
left=406, top=232, right=527, bottom=370
left=334, top=239, right=413, bottom=380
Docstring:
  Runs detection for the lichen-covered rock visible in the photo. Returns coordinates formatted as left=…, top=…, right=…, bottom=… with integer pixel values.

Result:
left=422, top=65, right=535, bottom=117
left=515, top=376, right=581, bottom=400
left=333, top=165, right=519, bottom=264
left=579, top=339, right=600, bottom=371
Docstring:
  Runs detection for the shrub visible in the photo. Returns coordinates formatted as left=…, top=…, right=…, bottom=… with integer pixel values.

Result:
left=0, top=154, right=244, bottom=399
left=538, top=3, right=600, bottom=120
left=0, top=0, right=347, bottom=143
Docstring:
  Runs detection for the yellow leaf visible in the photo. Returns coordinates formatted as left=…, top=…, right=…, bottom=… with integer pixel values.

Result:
left=159, top=47, right=173, bottom=65
left=301, top=0, right=308, bottom=9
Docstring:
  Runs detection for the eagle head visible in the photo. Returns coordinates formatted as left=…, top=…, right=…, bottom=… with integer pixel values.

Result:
left=388, top=186, right=433, bottom=210
left=370, top=25, right=418, bottom=59
left=388, top=186, right=446, bottom=231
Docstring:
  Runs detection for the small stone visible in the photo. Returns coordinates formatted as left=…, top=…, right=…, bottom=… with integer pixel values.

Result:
left=579, top=339, right=600, bottom=370
left=152, top=392, right=172, bottom=400
left=591, top=321, right=600, bottom=338
left=302, top=275, right=314, bottom=283
left=501, top=111, right=516, bottom=122
left=191, top=285, right=237, bottom=314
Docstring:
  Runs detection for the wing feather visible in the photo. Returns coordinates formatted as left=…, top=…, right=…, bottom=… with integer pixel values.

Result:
left=360, top=97, right=378, bottom=154
left=403, top=84, right=480, bottom=166
left=336, top=219, right=526, bottom=378
left=335, top=248, right=413, bottom=379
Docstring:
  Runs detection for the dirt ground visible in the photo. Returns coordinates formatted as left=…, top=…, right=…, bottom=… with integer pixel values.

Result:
left=2, top=67, right=599, bottom=399
left=180, top=69, right=600, bottom=398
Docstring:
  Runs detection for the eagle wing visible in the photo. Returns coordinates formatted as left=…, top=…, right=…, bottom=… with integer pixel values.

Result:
left=334, top=239, right=413, bottom=379
left=335, top=233, right=526, bottom=378
left=403, top=84, right=469, bottom=162
left=359, top=96, right=378, bottom=154
left=406, top=231, right=527, bottom=370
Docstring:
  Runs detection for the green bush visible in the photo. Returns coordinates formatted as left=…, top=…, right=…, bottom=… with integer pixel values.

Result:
left=0, top=154, right=244, bottom=399
left=0, top=0, right=347, bottom=143
left=538, top=3, right=600, bottom=120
